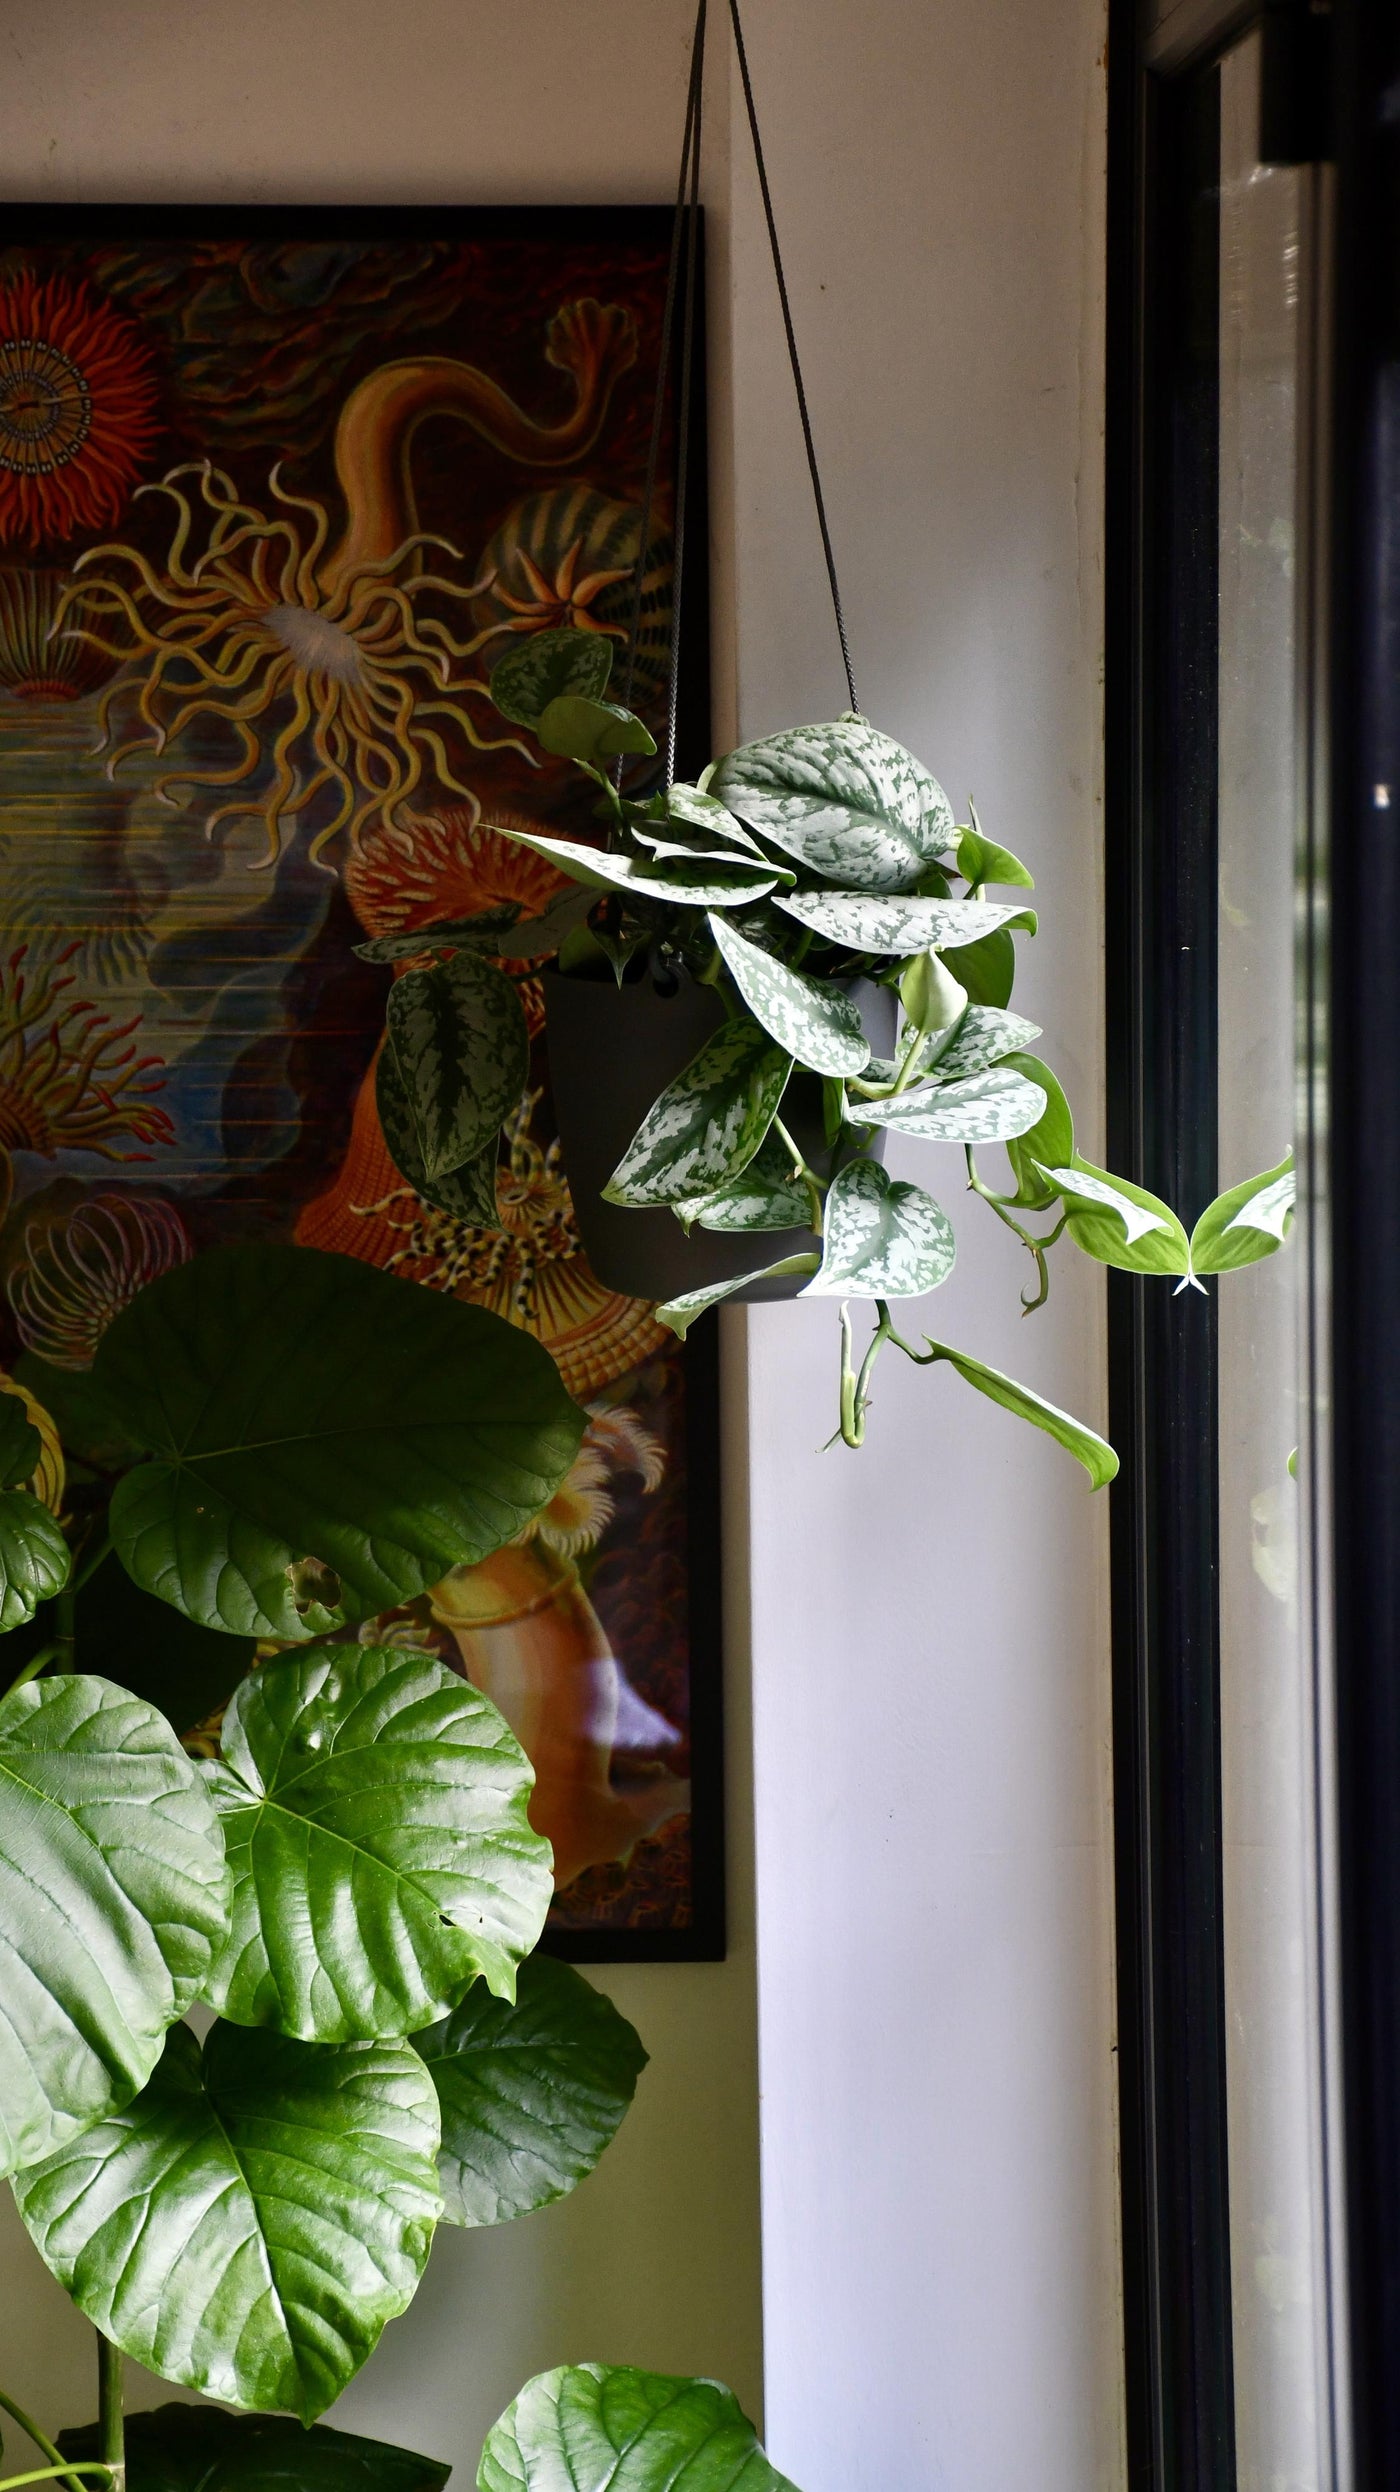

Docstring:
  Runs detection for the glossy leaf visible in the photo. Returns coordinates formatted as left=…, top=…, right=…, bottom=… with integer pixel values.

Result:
left=937, top=925, right=1016, bottom=1006
left=1190, top=1151, right=1296, bottom=1274
left=487, top=826, right=784, bottom=908
left=98, top=1246, right=584, bottom=1640
left=13, top=2019, right=442, bottom=2423
left=709, top=719, right=955, bottom=892
left=60, top=2403, right=452, bottom=2492
left=846, top=1064, right=1047, bottom=1144
left=897, top=950, right=967, bottom=1038
left=376, top=1041, right=502, bottom=1227
left=632, top=785, right=766, bottom=857
left=489, top=627, right=614, bottom=729
left=806, top=1161, right=957, bottom=1299
left=354, top=908, right=522, bottom=965
left=922, top=1339, right=1119, bottom=1488
left=0, top=1487, right=69, bottom=1629
left=603, top=1021, right=793, bottom=1208
left=708, top=913, right=870, bottom=1076
left=927, top=1005, right=1042, bottom=1081
left=479, top=2366, right=797, bottom=2492
left=385, top=953, right=528, bottom=1182
left=1001, top=1052, right=1075, bottom=1208
left=202, top=1644, right=552, bottom=2039
left=775, top=888, right=1018, bottom=953
left=956, top=826, right=1035, bottom=889
left=656, top=1254, right=820, bottom=1339
left=1041, top=1157, right=1191, bottom=1277
left=413, top=1954, right=647, bottom=2225
left=0, top=1673, right=229, bottom=2180
left=0, top=1388, right=40, bottom=1488
left=674, top=1130, right=814, bottom=1233
left=536, top=695, right=656, bottom=764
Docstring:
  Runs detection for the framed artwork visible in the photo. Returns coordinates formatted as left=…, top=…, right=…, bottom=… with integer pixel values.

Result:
left=0, top=205, right=723, bottom=1959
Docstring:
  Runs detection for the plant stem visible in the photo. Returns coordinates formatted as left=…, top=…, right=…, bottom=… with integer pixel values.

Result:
left=0, top=2468, right=115, bottom=2489
left=836, top=1300, right=904, bottom=1447
left=771, top=1116, right=825, bottom=1234
left=4, top=1642, right=61, bottom=1697
left=52, top=1583, right=76, bottom=1675
left=96, top=2338, right=122, bottom=2492
left=0, top=2391, right=107, bottom=2492
left=69, top=1530, right=111, bottom=1599
left=964, top=1147, right=1067, bottom=1312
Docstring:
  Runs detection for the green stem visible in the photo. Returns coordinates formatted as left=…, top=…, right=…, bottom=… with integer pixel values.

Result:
left=771, top=1116, right=826, bottom=1235
left=4, top=1641, right=62, bottom=1697
left=69, top=1530, right=111, bottom=1599
left=0, top=2392, right=106, bottom=2492
left=96, top=2338, right=122, bottom=2492
left=0, top=2468, right=115, bottom=2490
left=964, top=1147, right=1067, bottom=1312
left=835, top=1300, right=902, bottom=1447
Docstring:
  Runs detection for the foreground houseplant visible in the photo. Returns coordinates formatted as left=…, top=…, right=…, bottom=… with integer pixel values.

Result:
left=366, top=625, right=1296, bottom=1469
left=0, top=1242, right=786, bottom=2492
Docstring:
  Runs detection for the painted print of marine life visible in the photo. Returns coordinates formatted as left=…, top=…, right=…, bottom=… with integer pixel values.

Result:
left=0, top=210, right=717, bottom=1950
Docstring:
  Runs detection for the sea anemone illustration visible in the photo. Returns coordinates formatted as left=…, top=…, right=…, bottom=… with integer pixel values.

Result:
left=347, top=802, right=569, bottom=1034
left=8, top=1191, right=191, bottom=1369
left=53, top=299, right=639, bottom=867
left=522, top=1400, right=666, bottom=1561
left=0, top=941, right=174, bottom=1219
left=0, top=567, right=119, bottom=699
left=470, top=485, right=673, bottom=709
left=0, top=270, right=160, bottom=551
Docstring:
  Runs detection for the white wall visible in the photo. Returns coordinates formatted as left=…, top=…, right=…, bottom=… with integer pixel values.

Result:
left=0, top=4, right=1122, bottom=2487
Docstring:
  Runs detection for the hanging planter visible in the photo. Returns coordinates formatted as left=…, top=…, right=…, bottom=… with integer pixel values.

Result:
left=363, top=0, right=1298, bottom=1462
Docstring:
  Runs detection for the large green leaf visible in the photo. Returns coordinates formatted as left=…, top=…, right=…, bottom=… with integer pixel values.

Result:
left=846, top=1064, right=1047, bottom=1144
left=1001, top=1052, right=1075, bottom=1208
left=487, top=826, right=785, bottom=907
left=14, top=2019, right=442, bottom=2423
left=937, top=925, right=1017, bottom=1006
left=0, top=1487, right=69, bottom=1629
left=97, top=1246, right=584, bottom=1640
left=674, top=1130, right=814, bottom=1233
left=385, top=953, right=528, bottom=1183
left=376, top=1041, right=502, bottom=1227
left=921, top=1339, right=1119, bottom=1488
left=708, top=913, right=870, bottom=1076
left=709, top=719, right=954, bottom=893
left=603, top=1022, right=793, bottom=1208
left=490, top=627, right=615, bottom=729
left=479, top=2368, right=798, bottom=2492
left=413, top=1955, right=647, bottom=2225
left=202, top=1645, right=552, bottom=2039
left=807, top=1161, right=957, bottom=1298
left=536, top=695, right=656, bottom=764
left=1040, top=1156, right=1191, bottom=1278
left=61, top=2403, right=452, bottom=2492
left=1190, top=1151, right=1295, bottom=1274
left=656, top=1254, right=820, bottom=1340
left=0, top=1674, right=229, bottom=2180
left=775, top=889, right=1018, bottom=953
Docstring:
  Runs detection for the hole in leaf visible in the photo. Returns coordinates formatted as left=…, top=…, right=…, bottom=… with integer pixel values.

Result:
left=285, top=1554, right=342, bottom=1615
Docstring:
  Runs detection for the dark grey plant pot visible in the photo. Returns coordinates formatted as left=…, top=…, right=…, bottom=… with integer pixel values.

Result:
left=542, top=967, right=896, bottom=1305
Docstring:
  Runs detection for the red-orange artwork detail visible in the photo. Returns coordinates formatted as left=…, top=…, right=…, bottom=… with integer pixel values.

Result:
left=0, top=209, right=721, bottom=1957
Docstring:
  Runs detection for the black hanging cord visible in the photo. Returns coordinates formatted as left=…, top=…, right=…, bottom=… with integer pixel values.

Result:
left=621, top=0, right=859, bottom=793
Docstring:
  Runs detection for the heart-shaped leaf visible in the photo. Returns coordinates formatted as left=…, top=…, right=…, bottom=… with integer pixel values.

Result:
left=707, top=914, right=870, bottom=1077
left=385, top=953, right=528, bottom=1183
left=376, top=1040, right=503, bottom=1228
left=1000, top=1052, right=1075, bottom=1207
left=674, top=1130, right=814, bottom=1234
left=775, top=889, right=1018, bottom=953
left=413, top=1955, right=647, bottom=2225
left=537, top=695, right=656, bottom=764
left=656, top=1253, right=821, bottom=1340
left=14, top=2019, right=442, bottom=2422
left=709, top=720, right=954, bottom=892
left=920, top=1338, right=1119, bottom=1488
left=202, top=1644, right=552, bottom=2039
left=603, top=1021, right=793, bottom=1208
left=479, top=2367, right=797, bottom=2492
left=846, top=1064, right=1047, bottom=1144
left=1190, top=1151, right=1295, bottom=1274
left=806, top=1161, right=956, bottom=1298
left=354, top=908, right=524, bottom=965
left=1040, top=1157, right=1191, bottom=1277
left=487, top=826, right=785, bottom=908
left=956, top=826, right=1035, bottom=889
left=0, top=1674, right=229, bottom=2180
left=98, top=1246, right=584, bottom=1640
left=490, top=628, right=615, bottom=729
left=0, top=1487, right=69, bottom=1628
left=60, top=2402, right=453, bottom=2492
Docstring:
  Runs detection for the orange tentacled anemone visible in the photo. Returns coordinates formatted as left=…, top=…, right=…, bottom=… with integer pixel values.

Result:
left=51, top=300, right=640, bottom=868
left=0, top=270, right=160, bottom=550
left=346, top=803, right=570, bottom=1036
left=0, top=943, right=174, bottom=1224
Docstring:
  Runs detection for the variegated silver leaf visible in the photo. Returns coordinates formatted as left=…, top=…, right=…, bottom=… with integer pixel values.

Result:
left=657, top=1253, right=821, bottom=1338
left=631, top=786, right=767, bottom=858
left=375, top=1044, right=503, bottom=1229
left=674, top=1131, right=815, bottom=1233
left=846, top=1065, right=1047, bottom=1144
left=603, top=1021, right=793, bottom=1207
left=708, top=913, right=870, bottom=1077
left=924, top=1005, right=1043, bottom=1079
left=710, top=720, right=955, bottom=892
left=385, top=953, right=528, bottom=1181
left=776, top=890, right=1023, bottom=953
left=486, top=826, right=785, bottom=908
left=806, top=1160, right=957, bottom=1299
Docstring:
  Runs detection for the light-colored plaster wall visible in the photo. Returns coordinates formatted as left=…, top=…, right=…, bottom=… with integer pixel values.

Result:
left=0, top=4, right=1122, bottom=2486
